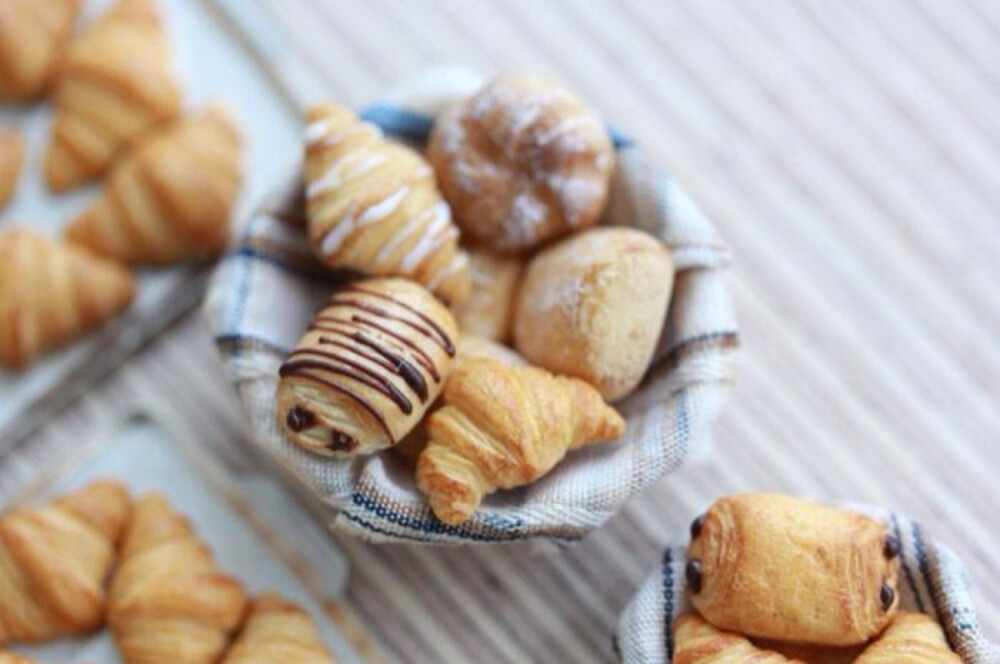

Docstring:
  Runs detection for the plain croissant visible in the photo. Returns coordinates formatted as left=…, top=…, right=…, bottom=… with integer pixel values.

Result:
left=855, top=612, right=962, bottom=664
left=0, top=130, right=24, bottom=209
left=0, top=480, right=131, bottom=645
left=221, top=594, right=336, bottom=664
left=305, top=104, right=470, bottom=305
left=65, top=105, right=243, bottom=265
left=45, top=0, right=181, bottom=191
left=109, top=494, right=247, bottom=664
left=0, top=0, right=82, bottom=101
left=673, top=614, right=805, bottom=664
left=416, top=358, right=625, bottom=525
left=0, top=229, right=136, bottom=370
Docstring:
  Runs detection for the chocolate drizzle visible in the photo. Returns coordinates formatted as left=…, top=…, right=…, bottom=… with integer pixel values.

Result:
left=284, top=351, right=413, bottom=415
left=278, top=369, right=393, bottom=441
left=340, top=285, right=455, bottom=355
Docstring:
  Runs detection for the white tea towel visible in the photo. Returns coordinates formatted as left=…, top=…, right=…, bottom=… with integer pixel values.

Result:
left=616, top=506, right=1000, bottom=664
left=204, top=68, right=739, bottom=545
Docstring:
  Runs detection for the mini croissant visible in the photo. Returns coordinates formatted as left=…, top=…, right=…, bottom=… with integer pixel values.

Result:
left=109, top=494, right=247, bottom=664
left=0, top=229, right=136, bottom=370
left=45, top=0, right=181, bottom=191
left=305, top=104, right=470, bottom=305
left=673, top=614, right=804, bottom=664
left=0, top=480, right=131, bottom=645
left=0, top=130, right=24, bottom=209
left=222, top=594, right=335, bottom=664
left=0, top=0, right=82, bottom=101
left=855, top=613, right=962, bottom=664
left=66, top=106, right=243, bottom=264
left=416, top=359, right=625, bottom=525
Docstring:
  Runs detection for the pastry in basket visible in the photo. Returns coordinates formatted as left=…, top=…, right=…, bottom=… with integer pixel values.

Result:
left=854, top=612, right=961, bottom=664
left=513, top=227, right=673, bottom=401
left=453, top=248, right=524, bottom=343
left=416, top=358, right=625, bottom=525
left=278, top=277, right=458, bottom=457
left=45, top=0, right=182, bottom=192
left=304, top=104, right=470, bottom=305
left=0, top=0, right=82, bottom=101
left=455, top=334, right=529, bottom=369
left=0, top=129, right=23, bottom=209
left=66, top=105, right=243, bottom=264
left=673, top=614, right=803, bottom=664
left=0, top=654, right=35, bottom=664
left=685, top=493, right=900, bottom=646
left=221, top=594, right=335, bottom=664
left=428, top=74, right=615, bottom=254
left=0, top=229, right=137, bottom=370
left=0, top=480, right=131, bottom=644
left=109, top=494, right=247, bottom=664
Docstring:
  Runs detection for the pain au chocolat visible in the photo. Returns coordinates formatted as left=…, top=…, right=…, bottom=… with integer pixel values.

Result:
left=277, top=277, right=458, bottom=457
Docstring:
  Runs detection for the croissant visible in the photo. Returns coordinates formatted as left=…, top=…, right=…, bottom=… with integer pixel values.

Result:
left=109, top=494, right=247, bottom=664
left=304, top=104, right=471, bottom=305
left=0, top=480, right=131, bottom=645
left=855, top=612, right=962, bottom=664
left=277, top=277, right=458, bottom=457
left=0, top=0, right=82, bottom=101
left=65, top=105, right=243, bottom=264
left=0, top=130, right=23, bottom=209
left=222, top=594, right=335, bottom=664
left=0, top=229, right=137, bottom=370
left=45, top=0, right=181, bottom=191
left=686, top=493, right=900, bottom=646
left=416, top=358, right=625, bottom=525
left=673, top=614, right=804, bottom=664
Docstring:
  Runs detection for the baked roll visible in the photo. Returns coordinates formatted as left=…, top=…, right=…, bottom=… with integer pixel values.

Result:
left=109, top=494, right=247, bottom=664
left=66, top=105, right=243, bottom=264
left=673, top=614, right=804, bottom=664
left=455, top=334, right=529, bottom=369
left=277, top=277, right=458, bottom=457
left=854, top=612, right=961, bottom=664
left=428, top=74, right=615, bottom=254
left=45, top=0, right=182, bottom=191
left=0, top=229, right=137, bottom=370
left=513, top=227, right=673, bottom=401
left=453, top=249, right=524, bottom=342
left=0, top=480, right=131, bottom=644
left=0, top=0, right=82, bottom=101
left=305, top=104, right=470, bottom=305
left=686, top=493, right=900, bottom=646
left=0, top=130, right=24, bottom=209
left=416, top=359, right=625, bottom=525
left=221, top=594, right=335, bottom=664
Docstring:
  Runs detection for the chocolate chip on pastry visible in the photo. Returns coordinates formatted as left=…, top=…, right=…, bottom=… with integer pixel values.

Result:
left=685, top=493, right=900, bottom=646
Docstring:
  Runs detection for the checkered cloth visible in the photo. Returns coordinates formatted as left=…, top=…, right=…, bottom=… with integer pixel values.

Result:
left=616, top=505, right=1000, bottom=664
left=204, top=68, right=739, bottom=545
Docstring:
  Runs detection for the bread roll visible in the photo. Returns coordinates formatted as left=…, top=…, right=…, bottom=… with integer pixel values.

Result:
left=513, top=227, right=673, bottom=401
left=453, top=249, right=523, bottom=342
left=456, top=334, right=529, bottom=369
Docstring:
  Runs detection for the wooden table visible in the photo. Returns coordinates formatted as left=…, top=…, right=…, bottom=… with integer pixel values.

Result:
left=6, top=1, right=999, bottom=662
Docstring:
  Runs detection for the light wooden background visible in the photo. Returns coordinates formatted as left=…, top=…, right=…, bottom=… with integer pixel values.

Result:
left=5, top=1, right=1000, bottom=662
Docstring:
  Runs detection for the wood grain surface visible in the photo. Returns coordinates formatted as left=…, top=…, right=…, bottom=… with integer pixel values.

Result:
left=4, top=1, right=999, bottom=662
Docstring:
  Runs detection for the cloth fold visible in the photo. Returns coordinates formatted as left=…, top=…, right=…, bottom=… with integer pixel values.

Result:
left=204, top=67, right=739, bottom=545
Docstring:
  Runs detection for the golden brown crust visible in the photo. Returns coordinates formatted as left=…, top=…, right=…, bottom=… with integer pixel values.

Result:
left=0, top=130, right=25, bottom=209
left=65, top=105, right=243, bottom=264
left=513, top=227, right=674, bottom=401
left=455, top=334, right=529, bottom=370
left=277, top=277, right=458, bottom=458
left=221, top=593, right=336, bottom=664
left=416, top=358, right=625, bottom=525
left=0, top=0, right=82, bottom=101
left=854, top=612, right=961, bottom=664
left=45, top=0, right=182, bottom=191
left=453, top=249, right=524, bottom=342
left=109, top=494, right=247, bottom=664
left=304, top=104, right=470, bottom=305
left=0, top=652, right=37, bottom=664
left=428, top=74, right=614, bottom=254
left=686, top=493, right=900, bottom=646
left=0, top=480, right=131, bottom=645
left=673, top=614, right=806, bottom=664
left=0, top=229, right=137, bottom=370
